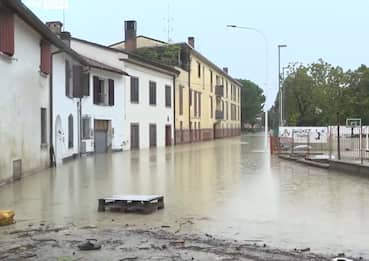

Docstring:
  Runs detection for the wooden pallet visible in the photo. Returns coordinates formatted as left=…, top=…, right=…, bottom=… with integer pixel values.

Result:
left=98, top=195, right=164, bottom=214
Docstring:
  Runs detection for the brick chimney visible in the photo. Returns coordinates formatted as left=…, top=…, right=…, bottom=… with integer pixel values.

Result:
left=223, top=67, right=229, bottom=74
left=46, top=21, right=71, bottom=47
left=188, top=37, right=195, bottom=48
left=125, top=20, right=137, bottom=51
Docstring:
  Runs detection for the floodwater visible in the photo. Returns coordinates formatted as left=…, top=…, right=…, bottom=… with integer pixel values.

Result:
left=1, top=133, right=369, bottom=258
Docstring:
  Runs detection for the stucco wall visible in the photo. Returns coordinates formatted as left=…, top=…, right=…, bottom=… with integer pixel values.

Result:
left=52, top=53, right=80, bottom=164
left=0, top=16, right=50, bottom=184
left=125, top=62, right=174, bottom=149
left=81, top=68, right=125, bottom=152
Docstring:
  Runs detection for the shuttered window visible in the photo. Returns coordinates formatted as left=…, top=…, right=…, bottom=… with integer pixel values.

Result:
left=108, top=79, right=114, bottom=106
left=40, top=108, right=47, bottom=144
left=65, top=60, right=71, bottom=97
left=165, top=85, right=171, bottom=107
left=0, top=8, right=14, bottom=56
left=81, top=72, right=90, bottom=97
left=72, top=65, right=82, bottom=97
left=68, top=114, right=73, bottom=148
left=149, top=124, right=157, bottom=147
left=130, top=77, right=139, bottom=103
left=149, top=81, right=156, bottom=105
left=40, top=40, right=51, bottom=74
left=179, top=85, right=183, bottom=115
left=93, top=76, right=100, bottom=104
left=198, top=93, right=201, bottom=117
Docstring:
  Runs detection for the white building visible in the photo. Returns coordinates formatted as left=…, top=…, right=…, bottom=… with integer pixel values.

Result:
left=0, top=0, right=81, bottom=184
left=70, top=35, right=178, bottom=150
left=47, top=21, right=128, bottom=163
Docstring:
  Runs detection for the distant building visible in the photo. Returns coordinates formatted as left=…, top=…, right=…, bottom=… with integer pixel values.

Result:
left=110, top=23, right=242, bottom=144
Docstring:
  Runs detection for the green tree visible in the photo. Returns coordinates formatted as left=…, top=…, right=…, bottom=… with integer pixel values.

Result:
left=239, top=79, right=265, bottom=128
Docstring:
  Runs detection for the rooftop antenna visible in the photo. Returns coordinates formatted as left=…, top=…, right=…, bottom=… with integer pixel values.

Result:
left=166, top=2, right=174, bottom=43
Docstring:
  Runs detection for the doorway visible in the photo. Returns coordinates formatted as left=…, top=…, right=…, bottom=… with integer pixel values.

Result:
left=131, top=123, right=139, bottom=149
left=165, top=125, right=172, bottom=146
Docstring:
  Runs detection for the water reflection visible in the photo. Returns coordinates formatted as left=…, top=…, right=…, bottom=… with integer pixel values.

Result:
left=0, top=134, right=369, bottom=257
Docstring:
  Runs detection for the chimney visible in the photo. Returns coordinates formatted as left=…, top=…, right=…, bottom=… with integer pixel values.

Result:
left=46, top=21, right=63, bottom=34
left=59, top=31, right=71, bottom=47
left=125, top=20, right=137, bottom=51
left=188, top=37, right=195, bottom=48
left=223, top=67, right=229, bottom=74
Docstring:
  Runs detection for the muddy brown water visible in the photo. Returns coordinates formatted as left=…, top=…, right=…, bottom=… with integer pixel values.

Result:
left=1, top=133, right=369, bottom=258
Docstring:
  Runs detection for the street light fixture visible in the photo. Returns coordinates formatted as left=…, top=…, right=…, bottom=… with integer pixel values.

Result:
left=278, top=44, right=287, bottom=127
left=227, top=24, right=269, bottom=150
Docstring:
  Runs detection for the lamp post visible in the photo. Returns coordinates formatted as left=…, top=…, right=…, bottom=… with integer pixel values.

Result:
left=227, top=25, right=269, bottom=151
left=278, top=44, right=287, bottom=127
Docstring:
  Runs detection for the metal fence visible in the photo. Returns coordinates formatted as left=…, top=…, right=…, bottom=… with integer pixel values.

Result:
left=272, top=126, right=369, bottom=164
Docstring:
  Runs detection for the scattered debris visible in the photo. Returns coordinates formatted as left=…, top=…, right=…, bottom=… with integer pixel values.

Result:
left=77, top=239, right=101, bottom=251
left=0, top=210, right=15, bottom=226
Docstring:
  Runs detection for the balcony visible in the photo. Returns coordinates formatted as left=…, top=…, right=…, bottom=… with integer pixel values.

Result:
left=215, top=110, right=224, bottom=120
left=215, top=85, right=224, bottom=97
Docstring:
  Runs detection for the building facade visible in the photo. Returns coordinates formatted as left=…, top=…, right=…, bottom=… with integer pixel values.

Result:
left=110, top=24, right=242, bottom=145
left=70, top=35, right=178, bottom=150
left=0, top=0, right=83, bottom=184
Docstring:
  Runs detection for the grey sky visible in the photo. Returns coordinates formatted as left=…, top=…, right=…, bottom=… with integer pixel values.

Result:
left=25, top=0, right=369, bottom=109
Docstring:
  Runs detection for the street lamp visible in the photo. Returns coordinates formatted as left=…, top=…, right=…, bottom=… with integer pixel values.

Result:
left=278, top=44, right=287, bottom=127
left=227, top=24, right=269, bottom=150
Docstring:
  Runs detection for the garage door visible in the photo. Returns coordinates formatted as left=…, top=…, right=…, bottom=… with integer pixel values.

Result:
left=95, top=130, right=107, bottom=153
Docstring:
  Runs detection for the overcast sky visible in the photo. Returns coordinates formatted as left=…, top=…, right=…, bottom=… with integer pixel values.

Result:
left=25, top=0, right=369, bottom=109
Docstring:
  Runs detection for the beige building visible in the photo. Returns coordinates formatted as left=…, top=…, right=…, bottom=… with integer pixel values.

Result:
left=110, top=21, right=242, bottom=144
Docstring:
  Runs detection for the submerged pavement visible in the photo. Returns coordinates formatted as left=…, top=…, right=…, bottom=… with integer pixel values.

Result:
left=0, top=133, right=369, bottom=259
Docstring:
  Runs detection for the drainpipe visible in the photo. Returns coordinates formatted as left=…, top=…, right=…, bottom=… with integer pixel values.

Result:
left=188, top=51, right=191, bottom=143
left=172, top=75, right=176, bottom=145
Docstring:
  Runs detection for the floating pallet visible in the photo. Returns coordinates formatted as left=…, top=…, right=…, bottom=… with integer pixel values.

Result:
left=98, top=195, right=164, bottom=214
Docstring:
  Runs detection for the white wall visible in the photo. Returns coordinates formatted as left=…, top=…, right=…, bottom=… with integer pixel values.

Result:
left=81, top=68, right=125, bottom=152
left=70, top=39, right=175, bottom=150
left=0, top=16, right=50, bottom=184
left=52, top=53, right=80, bottom=164
left=125, top=63, right=174, bottom=149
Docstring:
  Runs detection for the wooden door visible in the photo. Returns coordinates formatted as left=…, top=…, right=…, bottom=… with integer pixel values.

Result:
left=165, top=125, right=172, bottom=146
left=131, top=124, right=139, bottom=149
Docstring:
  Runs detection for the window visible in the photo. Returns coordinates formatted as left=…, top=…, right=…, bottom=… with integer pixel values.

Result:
left=68, top=114, right=73, bottom=148
left=179, top=85, right=183, bottom=115
left=198, top=93, right=201, bottom=117
left=189, top=89, right=192, bottom=106
left=210, top=70, right=213, bottom=92
left=194, top=91, right=197, bottom=116
left=210, top=96, right=213, bottom=118
left=40, top=108, right=47, bottom=145
left=226, top=102, right=228, bottom=120
left=149, top=124, right=157, bottom=147
left=197, top=62, right=201, bottom=78
left=130, top=77, right=139, bottom=103
left=65, top=60, right=72, bottom=97
left=165, top=85, right=171, bottom=107
left=0, top=8, right=15, bottom=56
left=226, top=81, right=228, bottom=98
left=40, top=40, right=51, bottom=74
left=82, top=117, right=91, bottom=139
left=93, top=76, right=114, bottom=106
left=149, top=81, right=157, bottom=105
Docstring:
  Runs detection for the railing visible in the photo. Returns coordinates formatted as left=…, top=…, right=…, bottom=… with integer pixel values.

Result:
left=215, top=85, right=224, bottom=97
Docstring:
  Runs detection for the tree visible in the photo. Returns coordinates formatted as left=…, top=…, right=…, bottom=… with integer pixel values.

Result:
left=239, top=79, right=265, bottom=128
left=271, top=59, right=369, bottom=127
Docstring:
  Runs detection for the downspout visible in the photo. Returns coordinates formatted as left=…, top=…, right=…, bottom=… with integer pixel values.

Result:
left=172, top=75, right=176, bottom=145
left=188, top=51, right=191, bottom=143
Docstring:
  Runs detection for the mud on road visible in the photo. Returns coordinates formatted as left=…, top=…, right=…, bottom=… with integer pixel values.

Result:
left=0, top=223, right=351, bottom=261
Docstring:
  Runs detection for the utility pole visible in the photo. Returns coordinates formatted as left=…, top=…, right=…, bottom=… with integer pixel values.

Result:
left=278, top=44, right=287, bottom=127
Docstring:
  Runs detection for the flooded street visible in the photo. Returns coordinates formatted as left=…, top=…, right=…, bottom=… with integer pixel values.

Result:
left=1, top=133, right=369, bottom=258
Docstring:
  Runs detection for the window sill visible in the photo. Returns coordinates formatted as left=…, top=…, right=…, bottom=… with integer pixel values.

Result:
left=40, top=143, right=48, bottom=150
left=130, top=101, right=139, bottom=104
